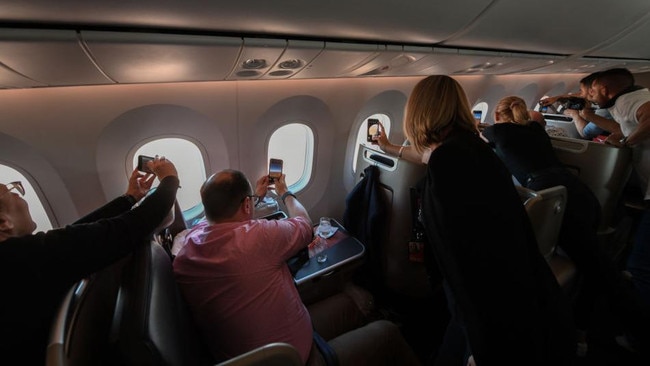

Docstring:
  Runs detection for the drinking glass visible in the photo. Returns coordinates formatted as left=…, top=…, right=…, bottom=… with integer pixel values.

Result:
left=318, top=217, right=333, bottom=238
left=314, top=237, right=328, bottom=263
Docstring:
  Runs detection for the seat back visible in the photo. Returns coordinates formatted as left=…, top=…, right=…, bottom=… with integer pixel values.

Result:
left=517, top=185, right=567, bottom=260
left=350, top=144, right=429, bottom=298
left=550, top=136, right=633, bottom=232
left=114, top=241, right=212, bottom=366
left=46, top=259, right=127, bottom=366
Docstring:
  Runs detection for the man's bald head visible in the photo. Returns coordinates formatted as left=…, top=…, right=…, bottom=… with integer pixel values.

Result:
left=200, top=170, right=252, bottom=222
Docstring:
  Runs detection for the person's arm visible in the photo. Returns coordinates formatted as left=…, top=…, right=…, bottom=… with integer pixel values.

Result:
left=75, top=170, right=156, bottom=224
left=627, top=101, right=650, bottom=146
left=42, top=158, right=180, bottom=279
left=371, top=121, right=424, bottom=164
left=273, top=174, right=311, bottom=226
left=564, top=109, right=589, bottom=138
left=581, top=109, right=621, bottom=135
left=539, top=94, right=571, bottom=107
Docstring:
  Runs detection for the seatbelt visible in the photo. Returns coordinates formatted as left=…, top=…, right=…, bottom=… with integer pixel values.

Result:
left=312, top=330, right=339, bottom=366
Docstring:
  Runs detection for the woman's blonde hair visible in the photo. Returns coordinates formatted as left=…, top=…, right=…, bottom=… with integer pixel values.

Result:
left=495, top=96, right=530, bottom=125
left=403, top=75, right=477, bottom=153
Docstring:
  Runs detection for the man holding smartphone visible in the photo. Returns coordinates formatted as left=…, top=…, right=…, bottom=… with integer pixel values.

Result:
left=0, top=156, right=179, bottom=365
left=173, top=170, right=420, bottom=365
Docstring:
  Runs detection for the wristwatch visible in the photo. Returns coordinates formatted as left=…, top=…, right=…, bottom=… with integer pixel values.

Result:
left=280, top=191, right=296, bottom=204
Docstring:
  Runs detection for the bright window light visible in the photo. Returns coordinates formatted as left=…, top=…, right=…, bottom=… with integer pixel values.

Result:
left=132, top=138, right=206, bottom=213
left=0, top=165, right=53, bottom=231
left=268, top=123, right=314, bottom=192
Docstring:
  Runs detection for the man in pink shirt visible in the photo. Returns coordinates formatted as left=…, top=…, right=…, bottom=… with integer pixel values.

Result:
left=174, top=169, right=421, bottom=365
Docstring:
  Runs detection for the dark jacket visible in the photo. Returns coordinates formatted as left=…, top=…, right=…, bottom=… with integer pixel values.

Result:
left=0, top=176, right=179, bottom=365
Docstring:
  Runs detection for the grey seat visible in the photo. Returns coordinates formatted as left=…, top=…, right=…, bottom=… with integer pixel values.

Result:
left=48, top=240, right=302, bottom=366
left=517, top=185, right=577, bottom=290
left=351, top=144, right=429, bottom=298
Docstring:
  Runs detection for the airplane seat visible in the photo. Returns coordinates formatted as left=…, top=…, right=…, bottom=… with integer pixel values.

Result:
left=46, top=258, right=128, bottom=366
left=544, top=114, right=581, bottom=139
left=113, top=240, right=302, bottom=366
left=348, top=144, right=430, bottom=299
left=516, top=185, right=578, bottom=291
left=550, top=137, right=634, bottom=261
left=151, top=200, right=184, bottom=258
left=112, top=240, right=214, bottom=366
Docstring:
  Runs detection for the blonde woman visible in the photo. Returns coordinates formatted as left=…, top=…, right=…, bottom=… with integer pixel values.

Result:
left=482, top=95, right=648, bottom=358
left=404, top=77, right=575, bottom=366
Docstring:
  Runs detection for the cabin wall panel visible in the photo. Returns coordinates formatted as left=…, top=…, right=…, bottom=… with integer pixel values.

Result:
left=0, top=74, right=583, bottom=224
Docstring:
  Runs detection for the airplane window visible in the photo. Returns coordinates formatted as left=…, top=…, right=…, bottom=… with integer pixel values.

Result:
left=268, top=123, right=314, bottom=192
left=132, top=138, right=206, bottom=217
left=472, top=102, right=488, bottom=124
left=0, top=164, right=53, bottom=231
left=353, top=114, right=391, bottom=172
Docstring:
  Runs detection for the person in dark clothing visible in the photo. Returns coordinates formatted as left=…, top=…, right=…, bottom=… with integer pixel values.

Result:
left=482, top=95, right=648, bottom=356
left=0, top=156, right=179, bottom=365
left=403, top=76, right=575, bottom=366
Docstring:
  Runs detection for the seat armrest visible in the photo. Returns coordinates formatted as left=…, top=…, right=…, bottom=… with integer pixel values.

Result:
left=215, top=343, right=302, bottom=366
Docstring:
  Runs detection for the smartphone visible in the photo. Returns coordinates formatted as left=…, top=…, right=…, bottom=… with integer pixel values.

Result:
left=137, top=155, right=155, bottom=173
left=366, top=118, right=379, bottom=142
left=268, top=158, right=283, bottom=183
left=472, top=110, right=482, bottom=121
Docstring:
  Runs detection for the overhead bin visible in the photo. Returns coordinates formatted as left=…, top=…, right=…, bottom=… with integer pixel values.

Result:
left=82, top=31, right=242, bottom=83
left=0, top=64, right=44, bottom=89
left=530, top=57, right=650, bottom=75
left=344, top=45, right=428, bottom=77
left=0, top=29, right=112, bottom=87
left=292, top=42, right=381, bottom=79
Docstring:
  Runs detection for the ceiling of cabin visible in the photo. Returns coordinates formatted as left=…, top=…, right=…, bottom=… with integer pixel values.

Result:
left=1, top=0, right=650, bottom=89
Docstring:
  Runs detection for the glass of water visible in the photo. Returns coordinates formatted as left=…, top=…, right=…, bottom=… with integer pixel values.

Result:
left=318, top=217, right=333, bottom=238
left=314, top=237, right=328, bottom=263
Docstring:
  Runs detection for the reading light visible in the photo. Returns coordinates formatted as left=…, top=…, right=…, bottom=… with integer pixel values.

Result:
left=242, top=59, right=267, bottom=69
left=279, top=59, right=303, bottom=69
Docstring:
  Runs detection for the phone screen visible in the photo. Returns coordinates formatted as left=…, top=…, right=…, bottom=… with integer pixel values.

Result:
left=472, top=110, right=482, bottom=121
left=367, top=118, right=379, bottom=142
left=269, top=158, right=283, bottom=182
left=137, top=155, right=155, bottom=173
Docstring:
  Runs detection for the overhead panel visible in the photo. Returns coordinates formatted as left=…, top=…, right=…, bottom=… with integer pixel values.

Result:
left=82, top=31, right=242, bottom=83
left=528, top=57, right=650, bottom=74
left=0, top=29, right=111, bottom=87
left=445, top=0, right=650, bottom=58
left=344, top=45, right=431, bottom=77
left=262, top=40, right=323, bottom=79
left=0, top=63, right=45, bottom=89
left=226, top=38, right=286, bottom=80
left=449, top=50, right=563, bottom=75
left=586, top=19, right=650, bottom=60
left=293, top=42, right=381, bottom=79
left=377, top=46, right=438, bottom=77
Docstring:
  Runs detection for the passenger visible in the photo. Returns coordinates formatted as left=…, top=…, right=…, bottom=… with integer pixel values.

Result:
left=540, top=73, right=619, bottom=140
left=483, top=95, right=649, bottom=355
left=0, top=156, right=180, bottom=365
left=590, top=68, right=650, bottom=318
left=529, top=109, right=547, bottom=127
left=172, top=170, right=420, bottom=366
left=401, top=75, right=575, bottom=365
